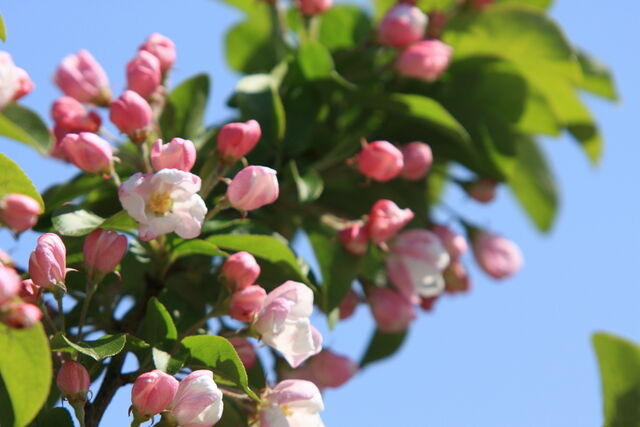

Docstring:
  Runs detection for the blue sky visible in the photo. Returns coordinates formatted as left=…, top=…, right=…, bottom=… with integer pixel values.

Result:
left=0, top=0, right=637, bottom=425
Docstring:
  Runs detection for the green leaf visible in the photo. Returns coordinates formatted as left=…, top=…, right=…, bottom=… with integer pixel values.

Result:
left=0, top=153, right=44, bottom=209
left=496, top=0, right=553, bottom=9
left=141, top=297, right=178, bottom=346
left=99, top=210, right=138, bottom=234
left=160, top=74, right=210, bottom=140
left=0, top=15, right=6, bottom=42
left=297, top=41, right=334, bottom=81
left=289, top=161, right=324, bottom=204
left=234, top=74, right=286, bottom=145
left=51, top=205, right=104, bottom=237
left=152, top=347, right=188, bottom=375
left=507, top=138, right=558, bottom=232
left=0, top=104, right=52, bottom=155
left=360, top=329, right=407, bottom=368
left=577, top=50, right=618, bottom=101
left=208, top=234, right=309, bottom=284
left=50, top=333, right=127, bottom=361
left=318, top=6, right=371, bottom=50
left=416, top=0, right=458, bottom=11
left=182, top=335, right=258, bottom=400
left=171, top=239, right=227, bottom=260
left=225, top=4, right=278, bottom=74
left=31, top=407, right=74, bottom=427
left=0, top=324, right=51, bottom=427
left=593, top=333, right=640, bottom=427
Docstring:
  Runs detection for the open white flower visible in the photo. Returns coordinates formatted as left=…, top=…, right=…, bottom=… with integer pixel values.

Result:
left=256, top=380, right=324, bottom=427
left=253, top=281, right=322, bottom=368
left=119, top=169, right=207, bottom=241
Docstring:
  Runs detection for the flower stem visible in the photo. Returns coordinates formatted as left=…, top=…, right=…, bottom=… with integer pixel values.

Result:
left=77, top=281, right=98, bottom=341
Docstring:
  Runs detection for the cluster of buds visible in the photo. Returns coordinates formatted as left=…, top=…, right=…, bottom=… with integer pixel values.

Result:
left=0, top=258, right=42, bottom=329
left=355, top=140, right=433, bottom=183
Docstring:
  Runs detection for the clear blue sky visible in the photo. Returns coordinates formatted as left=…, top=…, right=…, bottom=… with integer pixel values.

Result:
left=0, top=0, right=636, bottom=425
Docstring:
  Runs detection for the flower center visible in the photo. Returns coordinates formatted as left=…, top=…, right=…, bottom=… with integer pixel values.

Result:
left=148, top=191, right=173, bottom=215
left=280, top=405, right=293, bottom=417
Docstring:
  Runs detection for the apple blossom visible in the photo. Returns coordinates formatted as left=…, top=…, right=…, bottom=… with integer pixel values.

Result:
left=169, top=370, right=223, bottom=427
left=54, top=50, right=110, bottom=105
left=368, top=287, right=416, bottom=333
left=118, top=169, right=207, bottom=241
left=83, top=229, right=128, bottom=281
left=0, top=193, right=41, bottom=232
left=220, top=251, right=261, bottom=290
left=379, top=4, right=427, bottom=48
left=257, top=380, right=324, bottom=427
left=339, top=222, right=369, bottom=256
left=127, top=50, right=162, bottom=99
left=229, top=285, right=267, bottom=322
left=227, top=166, right=279, bottom=211
left=472, top=231, right=523, bottom=279
left=217, top=120, right=262, bottom=163
left=131, top=369, right=179, bottom=419
left=151, top=138, right=197, bottom=172
left=28, top=233, right=68, bottom=290
left=139, top=33, right=177, bottom=73
left=357, top=140, right=404, bottom=182
left=61, top=132, right=113, bottom=175
left=366, top=199, right=414, bottom=244
left=396, top=40, right=452, bottom=82
left=401, top=141, right=433, bottom=181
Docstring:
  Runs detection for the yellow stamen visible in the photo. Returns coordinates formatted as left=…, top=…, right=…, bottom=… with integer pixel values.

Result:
left=148, top=191, right=173, bottom=215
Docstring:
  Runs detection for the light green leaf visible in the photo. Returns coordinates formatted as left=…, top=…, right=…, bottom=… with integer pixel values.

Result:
left=0, top=104, right=52, bottom=155
left=0, top=153, right=44, bottom=209
left=51, top=333, right=127, bottom=361
left=319, top=6, right=371, bottom=50
left=225, top=5, right=278, bottom=74
left=496, top=0, right=553, bottom=9
left=141, top=297, right=177, bottom=346
left=0, top=15, right=6, bottom=42
left=51, top=205, right=104, bottom=237
left=99, top=210, right=138, bottom=234
left=182, top=335, right=258, bottom=400
left=593, top=333, right=640, bottom=427
left=152, top=347, right=188, bottom=375
left=360, top=329, right=407, bottom=368
left=160, top=74, right=210, bottom=140
left=0, top=324, right=51, bottom=427
left=298, top=41, right=334, bottom=81
left=577, top=50, right=618, bottom=101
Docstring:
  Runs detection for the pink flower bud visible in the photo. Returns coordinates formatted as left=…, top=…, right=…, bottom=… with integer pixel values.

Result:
left=56, top=360, right=90, bottom=403
left=400, top=141, right=432, bottom=180
left=18, top=279, right=40, bottom=305
left=51, top=96, right=101, bottom=131
left=131, top=369, right=179, bottom=418
left=2, top=302, right=42, bottom=329
left=170, top=370, right=223, bottom=427
left=419, top=295, right=438, bottom=312
left=357, top=140, right=404, bottom=182
left=432, top=225, right=468, bottom=260
left=109, top=90, right=152, bottom=141
left=297, top=0, right=332, bottom=16
left=387, top=229, right=450, bottom=301
left=366, top=199, right=414, bottom=244
left=0, top=193, right=41, bottom=232
left=229, top=285, right=267, bottom=322
left=339, top=288, right=360, bottom=320
left=220, top=251, right=261, bottom=290
left=339, top=222, right=369, bottom=256
left=472, top=231, right=523, bottom=279
left=307, top=349, right=358, bottom=389
left=61, top=132, right=113, bottom=174
left=12, top=67, right=34, bottom=101
left=443, top=261, right=471, bottom=294
left=151, top=138, right=196, bottom=172
left=29, top=233, right=67, bottom=290
left=54, top=50, right=110, bottom=105
left=379, top=4, right=427, bottom=48
left=396, top=40, right=452, bottom=82
left=83, top=229, right=127, bottom=281
left=227, top=166, right=279, bottom=211
left=368, top=287, right=415, bottom=333
left=0, top=265, right=20, bottom=305
left=139, top=33, right=177, bottom=73
left=463, top=178, right=497, bottom=203
left=229, top=338, right=257, bottom=369
left=217, top=120, right=261, bottom=163
left=127, top=50, right=162, bottom=100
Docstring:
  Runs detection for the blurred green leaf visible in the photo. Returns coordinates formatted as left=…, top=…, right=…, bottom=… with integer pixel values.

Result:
left=0, top=104, right=52, bottom=155
left=360, top=329, right=407, bottom=368
left=182, top=335, right=258, bottom=400
left=289, top=161, right=324, bottom=204
left=160, top=74, right=210, bottom=140
left=31, top=407, right=74, bottom=427
left=508, top=138, right=558, bottom=232
left=51, top=333, right=127, bottom=361
left=41, top=173, right=106, bottom=211
left=577, top=50, right=618, bottom=101
left=593, top=333, right=640, bottom=427
left=319, top=5, right=371, bottom=50
left=0, top=153, right=44, bottom=209
left=172, top=239, right=227, bottom=260
left=298, top=41, right=334, bottom=80
left=225, top=4, right=278, bottom=74
left=141, top=297, right=178, bottom=346
left=234, top=74, right=285, bottom=146
left=0, top=324, right=51, bottom=427
left=0, top=15, right=6, bottom=42
left=496, top=0, right=553, bottom=9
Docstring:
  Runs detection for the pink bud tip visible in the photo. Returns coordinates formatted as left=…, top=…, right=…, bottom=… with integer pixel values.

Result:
left=296, top=0, right=332, bottom=16
left=396, top=40, right=452, bottom=82
left=126, top=50, right=162, bottom=100
left=2, top=302, right=42, bottom=329
left=56, top=360, right=90, bottom=401
left=54, top=50, right=111, bottom=105
left=131, top=369, right=179, bottom=418
left=13, top=67, right=34, bottom=101
left=28, top=233, right=68, bottom=290
left=229, top=285, right=267, bottom=322
left=109, top=90, right=152, bottom=141
left=400, top=142, right=433, bottom=181
left=227, top=165, right=279, bottom=211
left=472, top=231, right=523, bottom=279
left=0, top=265, right=20, bottom=305
left=464, top=178, right=498, bottom=203
left=357, top=140, right=404, bottom=182
left=339, top=222, right=369, bottom=256
left=83, top=229, right=127, bottom=281
left=368, top=287, right=416, bottom=333
left=0, top=193, right=41, bottom=232
left=366, top=199, right=414, bottom=244
left=61, top=132, right=114, bottom=174
left=217, top=120, right=262, bottom=163
left=151, top=138, right=197, bottom=172
left=379, top=4, right=428, bottom=48
left=139, top=33, right=177, bottom=73
left=220, top=251, right=261, bottom=290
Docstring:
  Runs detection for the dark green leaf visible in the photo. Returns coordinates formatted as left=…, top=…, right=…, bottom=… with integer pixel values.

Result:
left=51, top=205, right=104, bottom=237
left=31, top=407, right=74, bottom=427
left=234, top=74, right=285, bottom=146
left=0, top=104, right=52, bottom=155
left=0, top=153, right=44, bottom=209
left=141, top=297, right=178, bottom=346
left=593, top=333, right=640, bottom=427
left=182, top=335, right=258, bottom=400
left=50, top=333, right=127, bottom=361
left=0, top=324, right=51, bottom=427
left=577, top=50, right=618, bottom=101
left=360, top=329, right=407, bottom=368
left=160, top=74, right=210, bottom=140
left=298, top=41, right=334, bottom=80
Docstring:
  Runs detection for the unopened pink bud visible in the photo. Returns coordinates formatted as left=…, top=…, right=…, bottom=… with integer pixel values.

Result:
left=366, top=199, right=414, bottom=244
left=472, top=231, right=523, bottom=279
left=396, top=40, right=452, bottom=82
left=131, top=369, right=179, bottom=418
left=379, top=4, right=427, bottom=48
left=368, top=287, right=415, bottom=333
left=432, top=225, right=468, bottom=260
left=357, top=140, right=404, bottom=182
left=51, top=96, right=102, bottom=131
left=0, top=193, right=41, bottom=232
left=61, top=132, right=113, bottom=174
left=3, top=302, right=42, bottom=329
left=12, top=67, right=34, bottom=101
left=139, top=33, right=177, bottom=73
left=229, top=285, right=267, bottom=322
left=217, top=120, right=261, bottom=163
left=109, top=90, right=152, bottom=142
left=229, top=338, right=257, bottom=369
left=339, top=222, right=369, bottom=256
left=56, top=360, right=90, bottom=403
left=126, top=51, right=162, bottom=100
left=54, top=50, right=110, bottom=105
left=18, top=279, right=40, bottom=305
left=151, top=138, right=196, bottom=172
left=297, top=0, right=332, bottom=16
left=221, top=251, right=261, bottom=290
left=83, top=229, right=127, bottom=281
left=308, top=350, right=358, bottom=389
left=339, top=288, right=360, bottom=320
left=29, top=233, right=67, bottom=290
left=0, top=265, right=20, bottom=305
left=401, top=142, right=433, bottom=180
left=227, top=166, right=279, bottom=211
left=464, top=178, right=497, bottom=203
left=419, top=295, right=438, bottom=312
left=443, top=261, right=471, bottom=294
